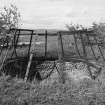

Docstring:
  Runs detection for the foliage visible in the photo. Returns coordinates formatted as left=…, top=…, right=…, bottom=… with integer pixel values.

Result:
left=66, top=23, right=88, bottom=43
left=66, top=22, right=105, bottom=45
left=66, top=22, right=105, bottom=36
left=0, top=4, right=20, bottom=46
left=92, top=22, right=105, bottom=36
left=92, top=22, right=105, bottom=43
left=66, top=23, right=85, bottom=31
left=0, top=4, right=20, bottom=30
left=0, top=4, right=20, bottom=36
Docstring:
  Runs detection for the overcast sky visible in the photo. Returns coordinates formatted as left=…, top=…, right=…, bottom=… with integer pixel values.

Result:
left=0, top=0, right=105, bottom=29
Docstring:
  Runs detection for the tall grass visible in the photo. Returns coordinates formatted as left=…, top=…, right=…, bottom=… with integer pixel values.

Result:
left=0, top=69, right=105, bottom=105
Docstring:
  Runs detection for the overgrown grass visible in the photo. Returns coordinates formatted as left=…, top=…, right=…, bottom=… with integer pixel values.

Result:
left=0, top=69, right=105, bottom=105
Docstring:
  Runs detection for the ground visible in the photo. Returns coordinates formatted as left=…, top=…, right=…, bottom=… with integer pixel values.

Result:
left=0, top=70, right=105, bottom=105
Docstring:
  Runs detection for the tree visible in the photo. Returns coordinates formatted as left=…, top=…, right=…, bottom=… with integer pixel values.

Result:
left=92, top=22, right=105, bottom=37
left=92, top=22, right=105, bottom=44
left=0, top=4, right=20, bottom=46
left=0, top=4, right=20, bottom=30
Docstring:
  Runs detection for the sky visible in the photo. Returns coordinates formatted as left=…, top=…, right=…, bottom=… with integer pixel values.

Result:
left=0, top=0, right=105, bottom=29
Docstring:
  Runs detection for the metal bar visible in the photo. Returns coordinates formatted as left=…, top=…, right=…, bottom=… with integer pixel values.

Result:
left=45, top=30, right=47, bottom=57
left=28, top=30, right=34, bottom=57
left=57, top=32, right=65, bottom=83
left=24, top=53, right=33, bottom=82
left=12, top=33, right=57, bottom=36
left=60, top=29, right=94, bottom=35
left=10, top=28, right=96, bottom=36
left=10, top=28, right=94, bottom=35
left=10, top=29, right=18, bottom=58
left=86, top=34, right=97, bottom=60
left=9, top=32, right=95, bottom=36
left=79, top=33, right=87, bottom=58
left=10, top=28, right=34, bottom=32
left=58, top=32, right=64, bottom=59
left=94, top=36, right=105, bottom=61
left=15, top=29, right=20, bottom=47
left=73, top=34, right=81, bottom=57
left=13, top=30, right=21, bottom=57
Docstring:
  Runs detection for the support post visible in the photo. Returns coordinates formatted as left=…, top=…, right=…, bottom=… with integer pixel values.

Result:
left=11, top=29, right=18, bottom=58
left=94, top=36, right=105, bottom=61
left=28, top=30, right=34, bottom=57
left=73, top=34, right=81, bottom=57
left=15, top=29, right=20, bottom=47
left=86, top=33, right=97, bottom=60
left=79, top=33, right=87, bottom=58
left=24, top=53, right=33, bottom=82
left=13, top=29, right=20, bottom=57
left=57, top=32, right=65, bottom=83
left=58, top=32, right=64, bottom=59
left=45, top=30, right=47, bottom=57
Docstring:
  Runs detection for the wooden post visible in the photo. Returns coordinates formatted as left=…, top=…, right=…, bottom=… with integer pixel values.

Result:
left=45, top=30, right=47, bottom=57
left=24, top=53, right=33, bottom=82
left=28, top=30, right=33, bottom=57
left=57, top=32, right=65, bottom=83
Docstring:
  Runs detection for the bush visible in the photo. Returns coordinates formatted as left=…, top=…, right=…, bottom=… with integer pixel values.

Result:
left=0, top=4, right=20, bottom=46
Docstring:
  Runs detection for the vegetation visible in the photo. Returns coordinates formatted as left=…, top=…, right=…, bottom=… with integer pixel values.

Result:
left=0, top=4, right=20, bottom=31
left=0, top=68, right=105, bottom=105
left=66, top=22, right=105, bottom=43
left=0, top=4, right=20, bottom=46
